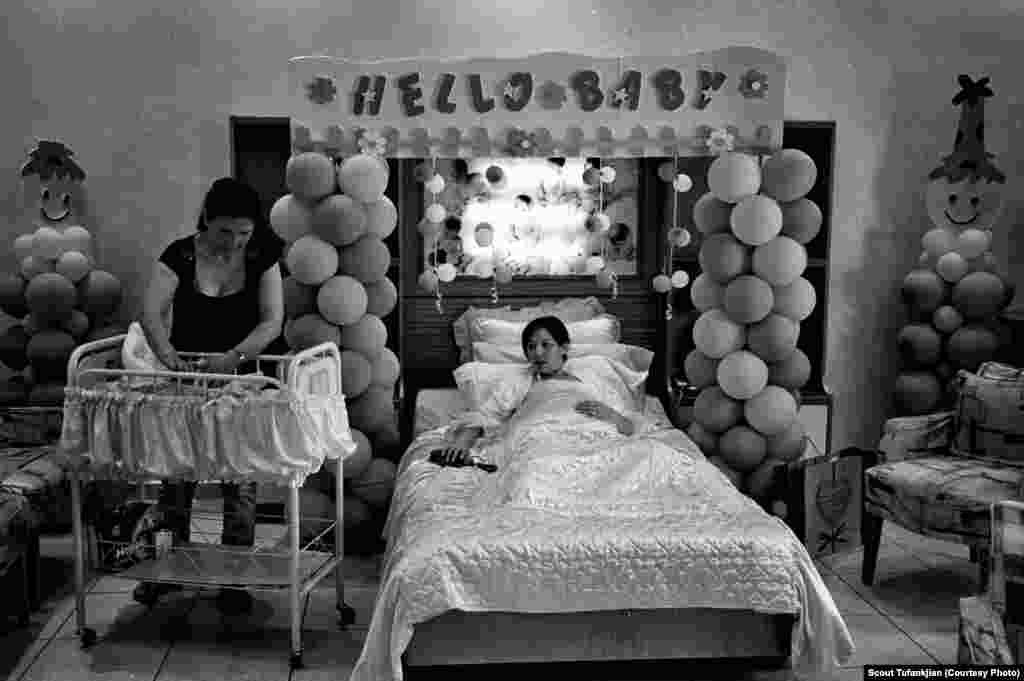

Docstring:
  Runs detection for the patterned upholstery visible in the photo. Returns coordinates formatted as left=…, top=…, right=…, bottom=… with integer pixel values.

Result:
left=865, top=454, right=1024, bottom=547
left=0, top=444, right=70, bottom=530
left=864, top=363, right=1024, bottom=587
left=0, top=407, right=72, bottom=533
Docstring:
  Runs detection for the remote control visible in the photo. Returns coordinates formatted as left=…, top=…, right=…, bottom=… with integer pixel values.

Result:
left=428, top=449, right=497, bottom=473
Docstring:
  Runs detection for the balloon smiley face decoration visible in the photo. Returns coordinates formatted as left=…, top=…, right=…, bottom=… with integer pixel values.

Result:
left=894, top=75, right=1012, bottom=417
left=0, top=141, right=125, bottom=406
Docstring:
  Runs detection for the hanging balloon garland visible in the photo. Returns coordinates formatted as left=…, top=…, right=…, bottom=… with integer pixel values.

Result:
left=587, top=161, right=621, bottom=299
left=653, top=151, right=694, bottom=319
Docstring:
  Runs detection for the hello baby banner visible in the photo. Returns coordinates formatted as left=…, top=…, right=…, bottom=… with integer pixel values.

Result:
left=288, top=46, right=787, bottom=158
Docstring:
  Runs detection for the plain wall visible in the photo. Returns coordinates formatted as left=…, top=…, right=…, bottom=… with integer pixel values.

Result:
left=2, top=0, right=1022, bottom=450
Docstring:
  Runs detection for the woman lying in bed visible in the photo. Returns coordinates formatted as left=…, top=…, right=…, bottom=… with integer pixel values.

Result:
left=359, top=319, right=854, bottom=681
left=436, top=315, right=644, bottom=468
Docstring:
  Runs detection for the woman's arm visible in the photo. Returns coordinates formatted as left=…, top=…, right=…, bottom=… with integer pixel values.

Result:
left=230, top=264, right=284, bottom=360
left=451, top=424, right=485, bottom=450
left=576, top=400, right=635, bottom=436
left=141, top=262, right=184, bottom=368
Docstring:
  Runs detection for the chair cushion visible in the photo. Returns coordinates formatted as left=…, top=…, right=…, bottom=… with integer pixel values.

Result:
left=865, top=453, right=1024, bottom=545
left=0, top=491, right=38, bottom=540
left=952, top=362, right=1024, bottom=465
left=0, top=445, right=69, bottom=531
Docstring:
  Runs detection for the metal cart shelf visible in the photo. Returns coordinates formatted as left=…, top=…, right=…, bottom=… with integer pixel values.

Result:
left=62, top=336, right=355, bottom=669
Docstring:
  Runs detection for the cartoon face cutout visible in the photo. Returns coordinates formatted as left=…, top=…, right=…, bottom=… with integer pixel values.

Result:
left=20, top=140, right=87, bottom=226
left=925, top=176, right=1005, bottom=232
left=22, top=176, right=84, bottom=226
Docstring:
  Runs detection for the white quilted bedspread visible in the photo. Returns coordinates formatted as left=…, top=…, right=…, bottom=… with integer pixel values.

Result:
left=350, top=392, right=853, bottom=681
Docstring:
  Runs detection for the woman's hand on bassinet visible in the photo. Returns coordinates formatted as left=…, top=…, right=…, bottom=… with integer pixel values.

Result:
left=159, top=351, right=191, bottom=373
left=196, top=352, right=241, bottom=374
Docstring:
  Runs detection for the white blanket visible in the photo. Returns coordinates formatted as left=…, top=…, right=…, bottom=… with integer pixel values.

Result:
left=350, top=379, right=854, bottom=681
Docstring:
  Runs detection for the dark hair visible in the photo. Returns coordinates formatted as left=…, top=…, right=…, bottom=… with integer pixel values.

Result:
left=521, top=315, right=570, bottom=354
left=444, top=216, right=462, bottom=232
left=515, top=194, right=532, bottom=206
left=197, top=177, right=283, bottom=255
left=547, top=157, right=566, bottom=168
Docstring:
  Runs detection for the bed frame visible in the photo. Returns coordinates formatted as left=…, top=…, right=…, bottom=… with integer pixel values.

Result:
left=396, top=288, right=796, bottom=675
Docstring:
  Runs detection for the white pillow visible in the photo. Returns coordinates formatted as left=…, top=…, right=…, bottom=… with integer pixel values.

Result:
left=454, top=297, right=607, bottom=363
left=472, top=341, right=653, bottom=374
left=471, top=314, right=620, bottom=349
left=453, top=362, right=529, bottom=410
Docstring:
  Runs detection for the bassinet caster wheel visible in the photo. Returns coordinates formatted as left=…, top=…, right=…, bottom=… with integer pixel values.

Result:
left=337, top=602, right=355, bottom=627
left=289, top=652, right=304, bottom=670
left=80, top=627, right=97, bottom=648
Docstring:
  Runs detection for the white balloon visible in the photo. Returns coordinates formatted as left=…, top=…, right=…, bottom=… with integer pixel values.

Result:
left=673, top=174, right=693, bottom=193
left=424, top=174, right=446, bottom=194
left=436, top=263, right=457, bottom=282
left=671, top=270, right=691, bottom=288
left=425, top=203, right=447, bottom=223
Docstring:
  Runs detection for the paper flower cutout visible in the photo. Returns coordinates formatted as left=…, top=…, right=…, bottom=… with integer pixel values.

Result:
left=537, top=81, right=567, bottom=110
left=504, top=128, right=536, bottom=157
left=738, top=69, right=768, bottom=99
left=705, top=127, right=736, bottom=155
left=610, top=88, right=629, bottom=106
left=357, top=129, right=387, bottom=157
left=503, top=82, right=522, bottom=101
left=306, top=75, right=337, bottom=105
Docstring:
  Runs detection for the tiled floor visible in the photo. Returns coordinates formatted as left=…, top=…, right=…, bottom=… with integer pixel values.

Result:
left=1, top=521, right=980, bottom=681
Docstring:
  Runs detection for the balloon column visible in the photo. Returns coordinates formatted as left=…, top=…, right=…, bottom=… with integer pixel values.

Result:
left=271, top=146, right=400, bottom=552
left=893, top=75, right=1011, bottom=416
left=0, top=141, right=124, bottom=406
left=683, top=148, right=821, bottom=508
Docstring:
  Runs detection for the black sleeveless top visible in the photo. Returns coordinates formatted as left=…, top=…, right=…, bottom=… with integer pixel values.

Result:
left=159, top=235, right=285, bottom=356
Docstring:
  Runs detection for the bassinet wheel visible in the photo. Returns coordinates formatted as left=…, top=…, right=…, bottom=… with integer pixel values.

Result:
left=337, top=602, right=355, bottom=627
left=289, top=652, right=304, bottom=670
left=80, top=627, right=97, bottom=648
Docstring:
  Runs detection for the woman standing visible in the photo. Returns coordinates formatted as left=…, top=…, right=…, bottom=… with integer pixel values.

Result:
left=137, top=177, right=285, bottom=612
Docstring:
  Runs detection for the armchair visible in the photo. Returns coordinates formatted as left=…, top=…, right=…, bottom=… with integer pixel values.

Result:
left=862, top=361, right=1024, bottom=590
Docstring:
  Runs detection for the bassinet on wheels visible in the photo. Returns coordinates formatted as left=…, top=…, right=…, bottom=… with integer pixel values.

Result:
left=57, top=335, right=358, bottom=669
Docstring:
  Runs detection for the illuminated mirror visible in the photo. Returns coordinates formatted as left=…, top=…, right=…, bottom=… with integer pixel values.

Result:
left=423, top=158, right=639, bottom=277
